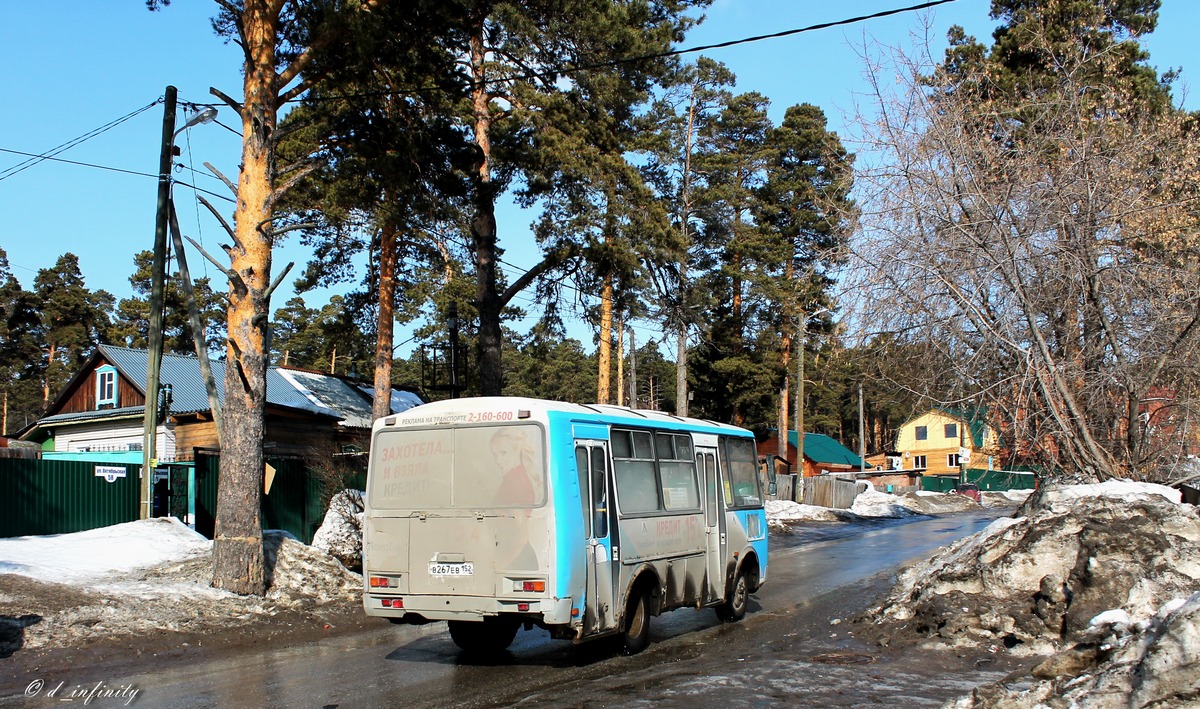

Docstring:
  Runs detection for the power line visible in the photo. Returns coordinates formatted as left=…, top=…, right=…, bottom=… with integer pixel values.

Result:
left=0, top=101, right=160, bottom=182
left=0, top=147, right=236, bottom=204
left=0, top=147, right=161, bottom=180
left=289, top=0, right=959, bottom=104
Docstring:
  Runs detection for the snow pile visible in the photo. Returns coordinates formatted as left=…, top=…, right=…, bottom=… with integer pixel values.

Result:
left=765, top=499, right=843, bottom=524
left=265, top=530, right=362, bottom=606
left=311, top=490, right=365, bottom=572
left=0, top=517, right=211, bottom=583
left=850, top=483, right=920, bottom=518
left=1021, top=478, right=1182, bottom=510
left=980, top=489, right=1033, bottom=508
left=858, top=479, right=1200, bottom=659
left=953, top=592, right=1200, bottom=709
left=0, top=519, right=364, bottom=654
left=896, top=491, right=978, bottom=515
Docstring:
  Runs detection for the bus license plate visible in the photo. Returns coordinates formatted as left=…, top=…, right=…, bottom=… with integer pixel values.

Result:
left=429, top=562, right=474, bottom=577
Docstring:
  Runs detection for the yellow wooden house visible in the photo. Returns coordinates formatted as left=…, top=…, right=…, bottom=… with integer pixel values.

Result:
left=894, top=409, right=1000, bottom=476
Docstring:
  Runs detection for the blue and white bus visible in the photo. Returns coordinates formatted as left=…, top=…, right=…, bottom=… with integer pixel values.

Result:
left=362, top=397, right=768, bottom=654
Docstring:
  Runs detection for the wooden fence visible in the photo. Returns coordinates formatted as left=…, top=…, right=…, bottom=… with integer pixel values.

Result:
left=799, top=474, right=860, bottom=509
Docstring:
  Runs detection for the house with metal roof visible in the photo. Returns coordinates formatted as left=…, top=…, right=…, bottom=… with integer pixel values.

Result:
left=756, top=431, right=871, bottom=477
left=893, top=408, right=999, bottom=476
left=19, top=344, right=423, bottom=463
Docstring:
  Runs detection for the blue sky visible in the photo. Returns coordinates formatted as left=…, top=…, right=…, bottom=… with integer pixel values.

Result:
left=1, top=0, right=1196, bottom=355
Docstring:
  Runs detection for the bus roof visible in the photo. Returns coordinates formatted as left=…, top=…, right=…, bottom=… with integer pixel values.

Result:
left=375, top=396, right=753, bottom=436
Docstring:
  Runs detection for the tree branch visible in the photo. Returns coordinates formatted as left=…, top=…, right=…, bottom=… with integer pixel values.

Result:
left=266, top=261, right=294, bottom=299
left=209, top=86, right=243, bottom=115
left=196, top=195, right=236, bottom=241
left=184, top=235, right=239, bottom=285
left=203, top=162, right=239, bottom=197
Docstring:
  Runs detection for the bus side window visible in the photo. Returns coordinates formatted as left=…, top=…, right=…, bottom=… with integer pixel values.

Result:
left=575, top=446, right=592, bottom=539
left=590, top=447, right=608, bottom=538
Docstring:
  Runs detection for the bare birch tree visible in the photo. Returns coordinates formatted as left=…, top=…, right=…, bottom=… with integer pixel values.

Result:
left=846, top=15, right=1200, bottom=482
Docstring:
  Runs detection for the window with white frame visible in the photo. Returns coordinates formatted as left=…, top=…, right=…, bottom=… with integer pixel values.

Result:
left=912, top=455, right=927, bottom=469
left=948, top=453, right=962, bottom=468
left=96, top=366, right=117, bottom=409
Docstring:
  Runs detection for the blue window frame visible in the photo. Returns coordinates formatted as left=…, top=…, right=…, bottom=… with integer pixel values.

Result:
left=96, top=365, right=117, bottom=408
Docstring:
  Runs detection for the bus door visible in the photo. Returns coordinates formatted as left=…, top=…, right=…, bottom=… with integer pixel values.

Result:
left=697, top=446, right=725, bottom=603
left=575, top=442, right=618, bottom=634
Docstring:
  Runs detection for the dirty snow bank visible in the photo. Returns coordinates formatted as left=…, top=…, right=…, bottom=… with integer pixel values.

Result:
left=860, top=480, right=1196, bottom=655
left=952, top=591, right=1200, bottom=709
left=765, top=499, right=844, bottom=525
left=849, top=484, right=921, bottom=518
left=0, top=520, right=363, bottom=654
left=311, top=490, right=365, bottom=571
left=857, top=479, right=1200, bottom=706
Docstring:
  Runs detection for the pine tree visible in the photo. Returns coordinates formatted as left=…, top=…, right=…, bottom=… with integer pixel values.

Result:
left=112, top=250, right=224, bottom=355
left=32, top=254, right=113, bottom=405
left=0, top=249, right=43, bottom=434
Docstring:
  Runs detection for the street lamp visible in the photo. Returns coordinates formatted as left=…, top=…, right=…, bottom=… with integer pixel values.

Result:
left=178, top=106, right=218, bottom=135
left=141, top=87, right=217, bottom=520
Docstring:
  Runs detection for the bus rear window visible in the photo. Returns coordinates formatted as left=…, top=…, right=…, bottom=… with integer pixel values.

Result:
left=369, top=424, right=545, bottom=509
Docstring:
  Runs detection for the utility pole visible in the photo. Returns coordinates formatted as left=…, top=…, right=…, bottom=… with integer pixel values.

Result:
left=858, top=381, right=866, bottom=473
left=142, top=86, right=177, bottom=520
left=795, top=312, right=805, bottom=476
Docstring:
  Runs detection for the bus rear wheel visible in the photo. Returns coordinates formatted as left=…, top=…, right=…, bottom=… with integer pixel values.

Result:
left=716, top=568, right=749, bottom=622
left=621, top=590, right=651, bottom=654
left=448, top=618, right=520, bottom=654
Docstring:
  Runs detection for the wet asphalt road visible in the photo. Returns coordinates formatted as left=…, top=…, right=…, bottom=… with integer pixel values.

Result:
left=7, top=509, right=1026, bottom=708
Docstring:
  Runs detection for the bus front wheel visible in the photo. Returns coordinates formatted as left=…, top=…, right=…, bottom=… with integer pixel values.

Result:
left=621, top=590, right=650, bottom=654
left=448, top=618, right=519, bottom=654
left=716, top=568, right=749, bottom=622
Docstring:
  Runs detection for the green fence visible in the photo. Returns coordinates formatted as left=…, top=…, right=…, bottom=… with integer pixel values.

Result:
left=919, top=469, right=1038, bottom=493
left=966, top=468, right=1037, bottom=491
left=194, top=453, right=334, bottom=545
left=0, top=459, right=142, bottom=537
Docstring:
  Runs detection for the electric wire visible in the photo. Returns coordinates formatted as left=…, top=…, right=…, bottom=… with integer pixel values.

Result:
left=288, top=0, right=959, bottom=104
left=0, top=100, right=160, bottom=182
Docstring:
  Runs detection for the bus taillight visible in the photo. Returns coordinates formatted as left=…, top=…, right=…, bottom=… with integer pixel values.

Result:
left=513, top=580, right=545, bottom=592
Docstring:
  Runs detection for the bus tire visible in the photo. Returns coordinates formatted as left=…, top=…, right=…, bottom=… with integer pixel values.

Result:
left=621, top=590, right=651, bottom=654
left=716, top=568, right=749, bottom=622
left=448, top=618, right=520, bottom=654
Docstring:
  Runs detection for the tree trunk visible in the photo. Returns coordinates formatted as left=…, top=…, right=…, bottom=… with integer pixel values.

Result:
left=373, top=222, right=398, bottom=420
left=779, top=330, right=792, bottom=460
left=616, top=318, right=625, bottom=406
left=211, top=0, right=278, bottom=596
left=468, top=20, right=504, bottom=396
left=676, top=322, right=688, bottom=417
left=597, top=274, right=613, bottom=403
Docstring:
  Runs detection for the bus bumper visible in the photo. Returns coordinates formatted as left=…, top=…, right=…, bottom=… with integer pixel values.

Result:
left=364, top=594, right=575, bottom=625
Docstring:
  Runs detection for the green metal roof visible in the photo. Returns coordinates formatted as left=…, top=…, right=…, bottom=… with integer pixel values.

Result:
left=786, top=431, right=868, bottom=468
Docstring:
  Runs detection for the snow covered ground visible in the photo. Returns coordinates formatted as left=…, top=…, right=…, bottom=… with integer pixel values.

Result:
left=0, top=517, right=211, bottom=585
left=0, top=517, right=361, bottom=655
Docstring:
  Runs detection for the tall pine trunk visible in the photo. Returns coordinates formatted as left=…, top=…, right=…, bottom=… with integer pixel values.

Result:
left=211, top=0, right=277, bottom=596
left=468, top=19, right=504, bottom=396
left=597, top=274, right=613, bottom=403
left=373, top=220, right=398, bottom=420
